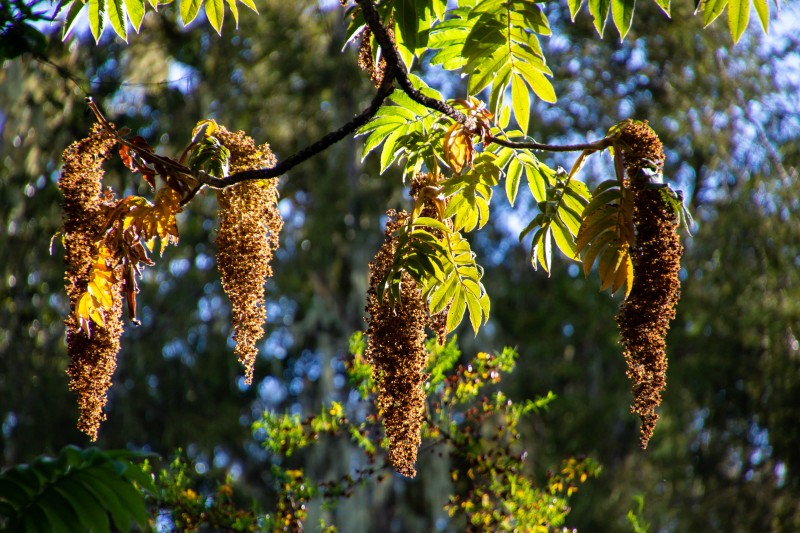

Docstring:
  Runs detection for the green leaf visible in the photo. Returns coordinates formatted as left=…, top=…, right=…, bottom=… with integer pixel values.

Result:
left=727, top=0, right=750, bottom=43
left=752, top=0, right=768, bottom=32
left=35, top=486, right=86, bottom=533
left=611, top=0, right=636, bottom=40
left=511, top=73, right=530, bottom=134
left=430, top=274, right=458, bottom=314
left=124, top=0, right=145, bottom=32
left=393, top=0, right=418, bottom=65
left=57, top=477, right=112, bottom=533
left=653, top=0, right=670, bottom=16
left=588, top=0, right=611, bottom=36
left=62, top=1, right=84, bottom=40
left=465, top=291, right=482, bottom=334
left=226, top=0, right=239, bottom=27
left=568, top=0, right=584, bottom=20
left=505, top=157, right=522, bottom=206
left=701, top=0, right=728, bottom=27
left=107, top=0, right=128, bottom=40
left=239, top=0, right=257, bottom=13
left=88, top=0, right=106, bottom=43
left=446, top=289, right=466, bottom=333
left=206, top=0, right=224, bottom=34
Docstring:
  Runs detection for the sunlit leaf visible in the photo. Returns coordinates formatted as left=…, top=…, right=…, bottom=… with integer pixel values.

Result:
left=611, top=0, right=636, bottom=40
left=727, top=0, right=750, bottom=43
left=124, top=0, right=145, bottom=32
left=107, top=0, right=128, bottom=41
left=88, top=0, right=105, bottom=43
left=206, top=0, right=224, bottom=34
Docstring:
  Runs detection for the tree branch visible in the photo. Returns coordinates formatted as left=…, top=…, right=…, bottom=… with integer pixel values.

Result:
left=355, top=0, right=475, bottom=131
left=487, top=135, right=614, bottom=153
left=196, top=75, right=395, bottom=188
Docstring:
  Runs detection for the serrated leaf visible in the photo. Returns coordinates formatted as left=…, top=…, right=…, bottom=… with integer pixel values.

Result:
left=88, top=0, right=105, bottom=43
left=239, top=0, right=257, bottom=13
left=180, top=0, right=203, bottom=23
left=612, top=250, right=634, bottom=296
left=653, top=0, right=670, bottom=16
left=505, top=157, right=522, bottom=206
left=446, top=289, right=466, bottom=333
left=611, top=0, right=636, bottom=40
left=430, top=274, right=458, bottom=315
left=206, top=0, right=224, bottom=34
left=124, top=0, right=145, bottom=32
left=727, top=0, right=749, bottom=43
left=511, top=73, right=530, bottom=134
left=598, top=244, right=623, bottom=291
left=701, top=0, right=728, bottom=27
left=568, top=0, right=584, bottom=20
left=588, top=0, right=611, bottom=36
left=575, top=204, right=617, bottom=255
left=52, top=479, right=110, bottom=533
left=37, top=490, right=83, bottom=533
left=582, top=231, right=616, bottom=277
left=465, top=291, right=482, bottom=334
left=107, top=0, right=128, bottom=40
left=551, top=219, right=576, bottom=257
left=61, top=1, right=84, bottom=40
left=752, top=0, right=768, bottom=32
left=393, top=0, right=418, bottom=63
left=225, top=0, right=238, bottom=27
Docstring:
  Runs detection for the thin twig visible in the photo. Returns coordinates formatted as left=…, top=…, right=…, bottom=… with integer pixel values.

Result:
left=215, top=75, right=396, bottom=187
left=487, top=135, right=614, bottom=153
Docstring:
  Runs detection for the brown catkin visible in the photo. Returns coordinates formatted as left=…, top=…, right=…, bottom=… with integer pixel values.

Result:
left=59, top=124, right=123, bottom=440
left=357, top=27, right=387, bottom=88
left=365, top=210, right=429, bottom=477
left=615, top=122, right=683, bottom=449
left=215, top=128, right=282, bottom=385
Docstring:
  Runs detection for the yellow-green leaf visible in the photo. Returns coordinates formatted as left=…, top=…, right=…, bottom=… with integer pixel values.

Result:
left=124, top=0, right=145, bottom=32
left=568, top=0, right=584, bottom=20
left=446, top=289, right=466, bottom=333
left=180, top=0, right=203, bottom=25
left=511, top=74, right=530, bottom=135
left=206, top=0, right=224, bottom=34
left=752, top=0, right=768, bottom=32
left=107, top=0, right=128, bottom=40
left=239, top=0, right=257, bottom=12
left=727, top=0, right=750, bottom=43
left=225, top=0, right=238, bottom=27
left=701, top=0, right=728, bottom=27
left=88, top=0, right=105, bottom=43
left=611, top=0, right=636, bottom=41
left=588, top=0, right=611, bottom=36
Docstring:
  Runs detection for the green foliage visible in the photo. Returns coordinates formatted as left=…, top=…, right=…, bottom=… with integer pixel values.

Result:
left=58, top=0, right=258, bottom=42
left=357, top=74, right=444, bottom=176
left=520, top=166, right=590, bottom=274
left=250, top=336, right=595, bottom=531
left=426, top=0, right=555, bottom=131
left=146, top=453, right=261, bottom=531
left=626, top=495, right=651, bottom=533
left=0, top=446, right=155, bottom=533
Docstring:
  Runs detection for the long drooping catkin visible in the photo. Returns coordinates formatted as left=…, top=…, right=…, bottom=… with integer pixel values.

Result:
left=59, top=125, right=123, bottom=440
left=615, top=122, right=683, bottom=449
left=215, top=128, right=282, bottom=384
left=365, top=210, right=429, bottom=477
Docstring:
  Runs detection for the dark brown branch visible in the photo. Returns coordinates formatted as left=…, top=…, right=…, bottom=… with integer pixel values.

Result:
left=487, top=135, right=614, bottom=153
left=198, top=76, right=395, bottom=188
left=355, top=0, right=475, bottom=131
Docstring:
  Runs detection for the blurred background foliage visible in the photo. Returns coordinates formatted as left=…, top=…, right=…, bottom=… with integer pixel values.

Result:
left=1, top=0, right=799, bottom=531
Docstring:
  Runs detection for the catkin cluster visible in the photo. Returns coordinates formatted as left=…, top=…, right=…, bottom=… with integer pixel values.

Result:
left=357, top=27, right=387, bottom=87
left=615, top=122, right=683, bottom=448
left=214, top=128, right=282, bottom=385
left=59, top=124, right=123, bottom=440
left=365, top=210, right=429, bottom=477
